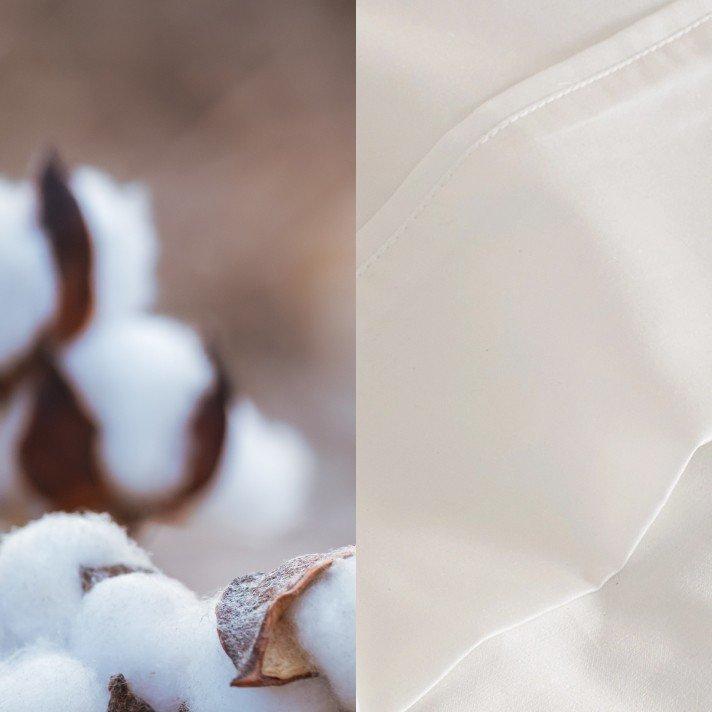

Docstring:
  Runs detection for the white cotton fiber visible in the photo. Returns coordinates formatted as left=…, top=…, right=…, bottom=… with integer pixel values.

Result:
left=290, top=556, right=356, bottom=710
left=70, top=167, right=158, bottom=319
left=182, top=598, right=337, bottom=712
left=201, top=399, right=315, bottom=538
left=0, top=647, right=108, bottom=712
left=60, top=315, right=214, bottom=499
left=0, top=512, right=152, bottom=648
left=0, top=177, right=57, bottom=369
left=0, top=513, right=352, bottom=710
left=0, top=619, right=12, bottom=660
left=70, top=572, right=199, bottom=712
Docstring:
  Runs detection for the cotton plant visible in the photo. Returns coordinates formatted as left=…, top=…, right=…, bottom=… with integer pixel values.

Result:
left=0, top=153, right=315, bottom=534
left=0, top=153, right=157, bottom=522
left=0, top=151, right=158, bottom=391
left=0, top=313, right=315, bottom=534
left=0, top=151, right=347, bottom=705
left=0, top=513, right=355, bottom=711
left=12, top=314, right=230, bottom=524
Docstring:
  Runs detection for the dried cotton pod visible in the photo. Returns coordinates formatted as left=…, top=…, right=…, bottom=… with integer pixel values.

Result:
left=216, top=546, right=355, bottom=697
left=17, top=315, right=230, bottom=525
left=0, top=151, right=157, bottom=399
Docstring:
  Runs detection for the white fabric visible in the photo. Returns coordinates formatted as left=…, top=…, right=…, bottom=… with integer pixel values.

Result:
left=357, top=0, right=673, bottom=229
left=358, top=0, right=712, bottom=709
left=411, top=441, right=712, bottom=711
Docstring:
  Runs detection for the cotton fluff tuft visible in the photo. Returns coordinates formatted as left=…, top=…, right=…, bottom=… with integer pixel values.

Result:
left=0, top=512, right=152, bottom=648
left=182, top=597, right=337, bottom=712
left=60, top=315, right=214, bottom=499
left=0, top=177, right=57, bottom=368
left=70, top=167, right=158, bottom=318
left=290, top=556, right=356, bottom=710
left=70, top=572, right=199, bottom=712
left=0, top=618, right=10, bottom=660
left=201, top=399, right=315, bottom=538
left=0, top=646, right=108, bottom=712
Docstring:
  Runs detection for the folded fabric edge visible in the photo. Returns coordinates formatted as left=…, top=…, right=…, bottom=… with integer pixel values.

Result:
left=356, top=0, right=712, bottom=274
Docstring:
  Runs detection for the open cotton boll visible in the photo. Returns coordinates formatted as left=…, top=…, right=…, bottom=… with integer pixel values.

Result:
left=70, top=572, right=199, bottom=712
left=183, top=598, right=338, bottom=712
left=60, top=315, right=215, bottom=500
left=201, top=399, right=315, bottom=538
left=70, top=167, right=158, bottom=319
left=0, top=177, right=57, bottom=369
left=0, top=161, right=157, bottom=372
left=0, top=647, right=108, bottom=712
left=290, top=556, right=356, bottom=710
left=0, top=512, right=152, bottom=648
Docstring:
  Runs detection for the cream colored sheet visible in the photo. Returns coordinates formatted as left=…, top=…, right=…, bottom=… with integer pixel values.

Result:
left=357, top=0, right=673, bottom=228
left=411, top=441, right=712, bottom=711
left=358, top=1, right=712, bottom=709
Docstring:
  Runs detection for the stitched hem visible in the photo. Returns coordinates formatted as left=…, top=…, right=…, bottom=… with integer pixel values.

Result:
left=357, top=7, right=712, bottom=278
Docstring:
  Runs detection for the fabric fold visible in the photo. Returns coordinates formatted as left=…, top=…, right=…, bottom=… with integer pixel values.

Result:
left=410, top=440, right=712, bottom=710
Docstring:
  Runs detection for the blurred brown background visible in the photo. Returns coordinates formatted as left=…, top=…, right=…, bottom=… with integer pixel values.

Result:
left=0, top=0, right=354, bottom=588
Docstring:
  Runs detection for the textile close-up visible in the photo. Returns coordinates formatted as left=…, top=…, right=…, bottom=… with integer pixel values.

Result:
left=358, top=0, right=712, bottom=709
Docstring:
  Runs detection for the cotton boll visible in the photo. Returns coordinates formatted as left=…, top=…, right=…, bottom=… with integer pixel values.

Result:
left=60, top=315, right=216, bottom=500
left=183, top=598, right=337, bottom=712
left=0, top=647, right=108, bottom=712
left=0, top=512, right=152, bottom=648
left=201, top=399, right=315, bottom=538
left=70, top=572, right=200, bottom=712
left=0, top=161, right=156, bottom=373
left=70, top=167, right=158, bottom=320
left=290, top=556, right=356, bottom=710
left=0, top=178, right=57, bottom=369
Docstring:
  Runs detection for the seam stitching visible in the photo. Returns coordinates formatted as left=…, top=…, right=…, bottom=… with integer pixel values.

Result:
left=357, top=11, right=712, bottom=278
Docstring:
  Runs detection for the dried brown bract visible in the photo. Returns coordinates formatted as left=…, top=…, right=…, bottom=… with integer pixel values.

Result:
left=19, top=343, right=230, bottom=527
left=107, top=675, right=156, bottom=712
left=80, top=564, right=155, bottom=593
left=216, top=545, right=354, bottom=687
left=37, top=150, right=93, bottom=341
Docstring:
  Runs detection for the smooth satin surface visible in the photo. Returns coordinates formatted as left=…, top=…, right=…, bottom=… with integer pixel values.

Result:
left=411, top=442, right=712, bottom=711
left=358, top=1, right=712, bottom=709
